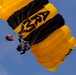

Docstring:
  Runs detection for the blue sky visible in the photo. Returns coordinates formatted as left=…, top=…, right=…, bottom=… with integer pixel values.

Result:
left=0, top=0, right=76, bottom=75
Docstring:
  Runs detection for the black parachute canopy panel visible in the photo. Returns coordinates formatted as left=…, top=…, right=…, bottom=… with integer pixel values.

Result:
left=34, top=0, right=49, bottom=5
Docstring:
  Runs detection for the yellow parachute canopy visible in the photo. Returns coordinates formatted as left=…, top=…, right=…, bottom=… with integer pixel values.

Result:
left=0, top=0, right=76, bottom=72
left=0, top=0, right=33, bottom=20
left=31, top=25, right=76, bottom=72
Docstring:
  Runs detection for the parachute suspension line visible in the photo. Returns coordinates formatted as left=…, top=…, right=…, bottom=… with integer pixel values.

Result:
left=15, top=11, right=20, bottom=25
left=33, top=22, right=52, bottom=45
left=12, top=10, right=20, bottom=27
left=9, top=10, right=21, bottom=28
left=7, top=1, right=50, bottom=44
left=9, top=17, right=17, bottom=28
left=21, top=7, right=23, bottom=24
left=26, top=1, right=35, bottom=18
left=17, top=1, right=36, bottom=41
left=8, top=8, right=21, bottom=29
left=20, top=9, right=24, bottom=37
left=8, top=1, right=35, bottom=38
left=30, top=19, right=51, bottom=46
left=26, top=1, right=36, bottom=42
left=15, top=1, right=36, bottom=39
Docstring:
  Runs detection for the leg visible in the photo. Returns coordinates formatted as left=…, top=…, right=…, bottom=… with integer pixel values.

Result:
left=20, top=50, right=26, bottom=55
left=16, top=44, right=22, bottom=51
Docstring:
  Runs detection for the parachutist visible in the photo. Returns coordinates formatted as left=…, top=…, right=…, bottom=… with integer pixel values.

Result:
left=17, top=37, right=30, bottom=55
